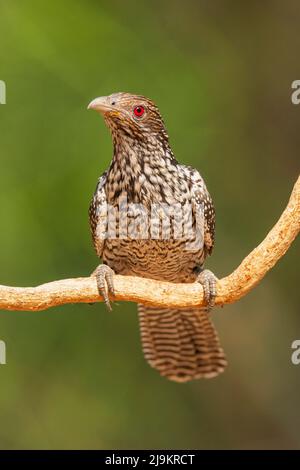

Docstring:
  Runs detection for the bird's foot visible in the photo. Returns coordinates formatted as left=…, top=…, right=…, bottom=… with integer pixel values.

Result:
left=196, top=269, right=218, bottom=309
left=92, top=264, right=115, bottom=311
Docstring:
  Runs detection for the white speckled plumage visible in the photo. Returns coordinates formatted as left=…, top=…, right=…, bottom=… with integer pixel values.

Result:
left=89, top=92, right=226, bottom=381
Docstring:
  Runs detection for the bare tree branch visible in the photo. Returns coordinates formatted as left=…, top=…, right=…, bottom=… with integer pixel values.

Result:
left=0, top=177, right=299, bottom=312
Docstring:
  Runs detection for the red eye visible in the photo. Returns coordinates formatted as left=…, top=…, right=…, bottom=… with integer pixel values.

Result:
left=133, top=105, right=145, bottom=118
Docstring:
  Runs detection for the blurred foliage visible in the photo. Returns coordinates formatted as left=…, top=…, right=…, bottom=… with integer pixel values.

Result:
left=0, top=0, right=299, bottom=449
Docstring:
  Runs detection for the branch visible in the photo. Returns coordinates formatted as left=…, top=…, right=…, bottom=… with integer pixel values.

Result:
left=0, top=177, right=299, bottom=312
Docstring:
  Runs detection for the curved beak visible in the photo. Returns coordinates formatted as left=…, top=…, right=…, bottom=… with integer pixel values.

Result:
left=87, top=96, right=114, bottom=114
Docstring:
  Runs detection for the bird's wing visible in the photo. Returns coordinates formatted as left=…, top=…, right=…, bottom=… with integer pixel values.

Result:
left=89, top=172, right=108, bottom=258
left=189, top=167, right=215, bottom=255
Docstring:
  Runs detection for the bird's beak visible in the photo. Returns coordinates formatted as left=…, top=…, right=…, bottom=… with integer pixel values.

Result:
left=87, top=96, right=115, bottom=114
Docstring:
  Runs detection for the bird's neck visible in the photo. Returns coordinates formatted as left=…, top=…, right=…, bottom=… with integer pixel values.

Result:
left=112, top=132, right=175, bottom=170
left=105, top=134, right=177, bottom=203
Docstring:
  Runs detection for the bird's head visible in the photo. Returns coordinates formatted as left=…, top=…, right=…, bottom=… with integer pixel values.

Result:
left=88, top=92, right=169, bottom=148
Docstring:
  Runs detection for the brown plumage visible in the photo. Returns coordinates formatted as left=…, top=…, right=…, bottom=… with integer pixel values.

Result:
left=88, top=92, right=227, bottom=382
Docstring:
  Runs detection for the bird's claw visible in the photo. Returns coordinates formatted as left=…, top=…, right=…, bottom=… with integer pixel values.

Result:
left=197, top=269, right=217, bottom=309
left=92, top=264, right=115, bottom=311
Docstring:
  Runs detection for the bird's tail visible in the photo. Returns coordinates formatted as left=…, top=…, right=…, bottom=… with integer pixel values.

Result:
left=138, top=304, right=227, bottom=382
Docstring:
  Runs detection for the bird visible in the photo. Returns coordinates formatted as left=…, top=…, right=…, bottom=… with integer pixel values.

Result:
left=88, top=92, right=227, bottom=382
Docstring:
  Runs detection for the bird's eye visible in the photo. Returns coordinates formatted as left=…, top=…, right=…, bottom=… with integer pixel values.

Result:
left=133, top=105, right=145, bottom=118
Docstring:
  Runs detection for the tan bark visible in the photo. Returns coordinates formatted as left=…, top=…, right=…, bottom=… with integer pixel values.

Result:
left=0, top=177, right=299, bottom=312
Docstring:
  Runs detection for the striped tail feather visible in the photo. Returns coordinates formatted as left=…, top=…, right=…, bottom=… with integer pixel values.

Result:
left=138, top=304, right=227, bottom=382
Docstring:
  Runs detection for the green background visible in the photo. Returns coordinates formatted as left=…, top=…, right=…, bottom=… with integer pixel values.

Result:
left=0, top=0, right=299, bottom=449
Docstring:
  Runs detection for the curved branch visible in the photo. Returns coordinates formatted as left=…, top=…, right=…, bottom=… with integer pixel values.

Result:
left=0, top=177, right=299, bottom=312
